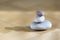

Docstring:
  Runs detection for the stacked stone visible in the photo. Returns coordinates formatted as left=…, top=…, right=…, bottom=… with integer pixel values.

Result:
left=30, top=10, right=52, bottom=30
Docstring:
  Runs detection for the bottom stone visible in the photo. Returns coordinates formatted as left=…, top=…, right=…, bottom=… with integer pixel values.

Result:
left=30, top=20, right=52, bottom=30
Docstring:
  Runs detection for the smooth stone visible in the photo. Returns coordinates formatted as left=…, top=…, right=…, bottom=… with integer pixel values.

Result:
left=30, top=20, right=52, bottom=30
left=34, top=16, right=45, bottom=23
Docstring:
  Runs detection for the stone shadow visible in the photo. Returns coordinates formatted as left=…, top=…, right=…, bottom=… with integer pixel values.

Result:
left=5, top=26, right=46, bottom=32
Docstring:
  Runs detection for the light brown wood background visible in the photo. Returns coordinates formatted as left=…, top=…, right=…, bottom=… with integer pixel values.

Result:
left=0, top=0, right=60, bottom=40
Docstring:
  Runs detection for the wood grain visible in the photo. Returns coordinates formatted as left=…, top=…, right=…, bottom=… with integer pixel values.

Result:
left=0, top=0, right=60, bottom=40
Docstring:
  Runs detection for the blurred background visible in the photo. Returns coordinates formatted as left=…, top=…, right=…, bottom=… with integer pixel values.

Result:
left=0, top=0, right=60, bottom=40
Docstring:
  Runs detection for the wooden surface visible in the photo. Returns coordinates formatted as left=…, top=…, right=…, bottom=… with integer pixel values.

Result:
left=0, top=11, right=60, bottom=40
left=0, top=0, right=60, bottom=40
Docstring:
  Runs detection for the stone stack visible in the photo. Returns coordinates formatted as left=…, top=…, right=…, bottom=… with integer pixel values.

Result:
left=30, top=10, right=52, bottom=30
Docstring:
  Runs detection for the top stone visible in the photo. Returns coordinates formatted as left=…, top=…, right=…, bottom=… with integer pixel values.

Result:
left=36, top=10, right=44, bottom=17
left=34, top=10, right=45, bottom=22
